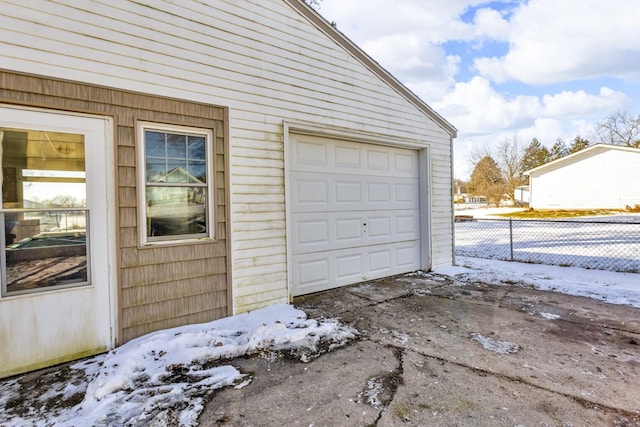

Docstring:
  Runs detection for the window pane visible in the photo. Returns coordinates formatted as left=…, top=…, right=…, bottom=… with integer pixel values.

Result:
left=4, top=211, right=88, bottom=293
left=145, top=131, right=166, bottom=157
left=167, top=133, right=187, bottom=158
left=2, top=128, right=89, bottom=294
left=2, top=128, right=86, bottom=209
left=188, top=161, right=207, bottom=183
left=146, top=158, right=167, bottom=182
left=146, top=187, right=207, bottom=237
left=188, top=136, right=206, bottom=160
left=167, top=160, right=188, bottom=182
left=141, top=125, right=212, bottom=243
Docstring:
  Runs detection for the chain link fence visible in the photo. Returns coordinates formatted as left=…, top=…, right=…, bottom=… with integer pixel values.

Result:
left=455, top=218, right=640, bottom=273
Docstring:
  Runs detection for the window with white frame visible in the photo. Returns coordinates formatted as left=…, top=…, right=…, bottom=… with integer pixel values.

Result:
left=137, top=122, right=214, bottom=244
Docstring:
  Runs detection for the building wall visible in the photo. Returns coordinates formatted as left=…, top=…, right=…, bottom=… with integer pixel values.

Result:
left=0, top=0, right=454, bottom=314
left=529, top=147, right=640, bottom=209
left=0, top=71, right=230, bottom=344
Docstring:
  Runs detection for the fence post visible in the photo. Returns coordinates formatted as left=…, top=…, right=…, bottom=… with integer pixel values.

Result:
left=509, top=218, right=514, bottom=261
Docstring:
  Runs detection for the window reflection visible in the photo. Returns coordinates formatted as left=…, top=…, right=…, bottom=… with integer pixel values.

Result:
left=142, top=126, right=211, bottom=242
left=1, top=128, right=89, bottom=295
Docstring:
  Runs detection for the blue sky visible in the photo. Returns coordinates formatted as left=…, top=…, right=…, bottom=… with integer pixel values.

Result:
left=316, top=0, right=640, bottom=179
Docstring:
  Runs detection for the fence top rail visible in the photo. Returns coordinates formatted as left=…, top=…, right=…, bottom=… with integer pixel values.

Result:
left=466, top=217, right=640, bottom=225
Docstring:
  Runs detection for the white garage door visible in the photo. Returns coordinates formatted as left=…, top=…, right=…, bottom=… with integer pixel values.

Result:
left=289, top=133, right=421, bottom=296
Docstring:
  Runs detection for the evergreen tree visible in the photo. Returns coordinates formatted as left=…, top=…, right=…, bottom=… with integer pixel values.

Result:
left=521, top=138, right=550, bottom=173
left=568, top=136, right=590, bottom=154
left=549, top=138, right=568, bottom=160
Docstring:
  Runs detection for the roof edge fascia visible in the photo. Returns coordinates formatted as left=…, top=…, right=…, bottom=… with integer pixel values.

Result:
left=524, top=143, right=640, bottom=175
left=283, top=0, right=457, bottom=138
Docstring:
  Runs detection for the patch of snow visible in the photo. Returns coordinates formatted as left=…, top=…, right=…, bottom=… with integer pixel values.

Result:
left=0, top=304, right=357, bottom=427
left=436, top=257, right=640, bottom=308
left=0, top=380, right=19, bottom=409
left=471, top=333, right=521, bottom=354
left=360, top=377, right=384, bottom=408
left=391, top=330, right=410, bottom=344
left=539, top=312, right=561, bottom=320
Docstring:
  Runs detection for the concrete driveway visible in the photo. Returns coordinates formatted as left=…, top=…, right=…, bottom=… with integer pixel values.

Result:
left=200, top=272, right=640, bottom=426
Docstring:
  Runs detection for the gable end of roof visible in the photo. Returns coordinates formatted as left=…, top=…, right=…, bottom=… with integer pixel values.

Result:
left=525, top=144, right=640, bottom=175
left=282, top=0, right=457, bottom=138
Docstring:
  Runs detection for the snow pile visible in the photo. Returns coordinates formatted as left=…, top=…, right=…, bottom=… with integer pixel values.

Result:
left=2, top=304, right=357, bottom=427
left=437, top=256, right=640, bottom=308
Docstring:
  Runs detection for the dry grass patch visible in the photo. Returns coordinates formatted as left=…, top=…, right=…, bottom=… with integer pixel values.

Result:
left=493, top=209, right=623, bottom=219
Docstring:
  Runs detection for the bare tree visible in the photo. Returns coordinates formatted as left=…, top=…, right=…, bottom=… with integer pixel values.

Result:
left=303, top=0, right=322, bottom=10
left=495, top=137, right=526, bottom=203
left=466, top=141, right=494, bottom=171
left=596, top=111, right=640, bottom=148
left=468, top=138, right=526, bottom=204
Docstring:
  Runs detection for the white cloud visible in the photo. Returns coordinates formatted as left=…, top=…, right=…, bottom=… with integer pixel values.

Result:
left=542, top=88, right=629, bottom=117
left=435, top=76, right=541, bottom=134
left=472, top=7, right=511, bottom=40
left=440, top=79, right=629, bottom=179
left=475, top=0, right=640, bottom=84
left=317, top=0, right=638, bottom=180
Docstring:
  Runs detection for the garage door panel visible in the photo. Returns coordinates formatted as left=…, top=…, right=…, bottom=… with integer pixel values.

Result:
left=394, top=152, right=418, bottom=174
left=366, top=148, right=391, bottom=171
left=336, top=253, right=365, bottom=281
left=296, top=219, right=330, bottom=246
left=294, top=139, right=328, bottom=167
left=290, top=133, right=422, bottom=296
left=335, top=180, right=363, bottom=203
left=368, top=249, right=392, bottom=275
left=291, top=210, right=417, bottom=253
left=336, top=217, right=362, bottom=242
left=291, top=241, right=420, bottom=296
left=334, top=145, right=361, bottom=169
left=291, top=172, right=418, bottom=213
left=396, top=214, right=419, bottom=237
left=291, top=135, right=418, bottom=178
left=295, top=258, right=331, bottom=291
left=294, top=179, right=329, bottom=205
left=367, top=182, right=391, bottom=202
left=395, top=182, right=419, bottom=202
left=395, top=242, right=420, bottom=269
left=368, top=216, right=391, bottom=238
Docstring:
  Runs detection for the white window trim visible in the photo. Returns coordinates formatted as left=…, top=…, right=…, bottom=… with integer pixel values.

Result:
left=136, top=121, right=215, bottom=246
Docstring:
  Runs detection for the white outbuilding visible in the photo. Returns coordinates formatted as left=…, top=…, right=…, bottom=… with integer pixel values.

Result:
left=525, top=144, right=640, bottom=209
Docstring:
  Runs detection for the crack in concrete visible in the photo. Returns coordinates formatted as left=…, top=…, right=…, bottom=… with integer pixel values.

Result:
left=497, top=281, right=518, bottom=308
left=359, top=282, right=640, bottom=337
left=371, top=341, right=406, bottom=427
left=346, top=287, right=640, bottom=423
left=403, top=345, right=640, bottom=422
left=304, top=278, right=640, bottom=423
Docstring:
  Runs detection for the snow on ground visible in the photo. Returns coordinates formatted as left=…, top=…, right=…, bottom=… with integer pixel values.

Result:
left=0, top=304, right=357, bottom=427
left=454, top=209, right=640, bottom=273
left=3, top=253, right=640, bottom=426
left=437, top=256, right=640, bottom=308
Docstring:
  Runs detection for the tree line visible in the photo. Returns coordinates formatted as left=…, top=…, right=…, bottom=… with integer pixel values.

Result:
left=462, top=111, right=640, bottom=206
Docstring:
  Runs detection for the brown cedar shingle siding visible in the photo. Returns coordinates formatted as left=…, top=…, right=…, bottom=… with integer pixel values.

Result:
left=0, top=70, right=230, bottom=343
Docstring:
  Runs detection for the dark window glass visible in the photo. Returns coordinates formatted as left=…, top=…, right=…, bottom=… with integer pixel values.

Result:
left=143, top=127, right=211, bottom=241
